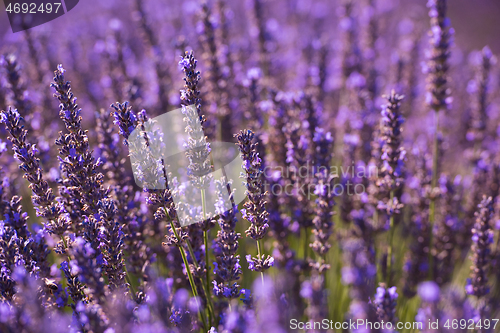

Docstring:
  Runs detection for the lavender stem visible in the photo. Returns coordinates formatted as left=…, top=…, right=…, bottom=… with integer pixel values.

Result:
left=257, top=239, right=265, bottom=284
left=429, top=111, right=440, bottom=281
left=165, top=209, right=207, bottom=330
left=200, top=188, right=213, bottom=326
left=387, top=189, right=395, bottom=286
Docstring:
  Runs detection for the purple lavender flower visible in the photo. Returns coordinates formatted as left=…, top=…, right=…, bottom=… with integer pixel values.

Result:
left=433, top=174, right=462, bottom=286
left=378, top=91, right=406, bottom=192
left=2, top=266, right=71, bottom=332
left=73, top=300, right=109, bottom=333
left=415, top=281, right=443, bottom=333
left=310, top=128, right=335, bottom=273
left=425, top=0, right=454, bottom=113
left=179, top=51, right=213, bottom=190
left=235, top=131, right=268, bottom=236
left=425, top=2, right=454, bottom=275
left=466, top=46, right=496, bottom=148
left=377, top=91, right=406, bottom=286
left=266, top=171, right=296, bottom=271
left=212, top=179, right=241, bottom=300
left=301, top=275, right=327, bottom=332
left=199, top=3, right=233, bottom=142
left=51, top=65, right=107, bottom=221
left=1, top=54, right=33, bottom=127
left=267, top=91, right=289, bottom=168
left=3, top=195, right=29, bottom=240
left=283, top=96, right=314, bottom=235
left=111, top=101, right=138, bottom=144
left=243, top=67, right=263, bottom=130
left=0, top=222, right=22, bottom=302
left=418, top=281, right=440, bottom=303
left=339, top=0, right=363, bottom=82
left=467, top=195, right=493, bottom=298
left=372, top=284, right=398, bottom=331
left=236, top=130, right=274, bottom=273
left=463, top=155, right=491, bottom=250
left=341, top=237, right=378, bottom=327
left=60, top=260, right=85, bottom=307
left=0, top=108, right=70, bottom=237
left=95, top=108, right=127, bottom=187
left=250, top=0, right=271, bottom=77
left=403, top=148, right=432, bottom=297
left=99, top=198, right=126, bottom=290
left=133, top=0, right=171, bottom=114
left=0, top=194, right=52, bottom=290
left=70, top=237, right=106, bottom=304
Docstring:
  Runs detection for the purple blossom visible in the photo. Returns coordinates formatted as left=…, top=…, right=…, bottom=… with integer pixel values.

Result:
left=1, top=108, right=70, bottom=237
left=418, top=281, right=440, bottom=303
left=467, top=196, right=493, bottom=298
left=212, top=179, right=241, bottom=300
left=372, top=284, right=398, bottom=331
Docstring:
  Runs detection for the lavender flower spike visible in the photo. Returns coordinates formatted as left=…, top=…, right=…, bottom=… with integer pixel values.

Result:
left=425, top=0, right=454, bottom=113
left=310, top=127, right=335, bottom=273
left=51, top=65, right=107, bottom=218
left=373, top=283, right=398, bottom=331
left=466, top=195, right=493, bottom=298
left=99, top=198, right=126, bottom=290
left=378, top=90, right=406, bottom=195
left=212, top=179, right=241, bottom=300
left=111, top=101, right=137, bottom=145
left=179, top=51, right=213, bottom=190
left=179, top=51, right=203, bottom=125
left=235, top=129, right=274, bottom=272
left=0, top=108, right=69, bottom=236
left=467, top=46, right=496, bottom=149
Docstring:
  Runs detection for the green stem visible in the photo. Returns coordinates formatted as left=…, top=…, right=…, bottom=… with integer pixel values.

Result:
left=201, top=189, right=213, bottom=327
left=123, top=265, right=136, bottom=297
left=387, top=190, right=395, bottom=286
left=428, top=110, right=440, bottom=280
left=163, top=208, right=215, bottom=323
left=257, top=239, right=265, bottom=284
left=61, top=235, right=89, bottom=304
left=185, top=238, right=215, bottom=326
left=167, top=214, right=208, bottom=331
left=303, top=227, right=309, bottom=260
left=61, top=235, right=74, bottom=267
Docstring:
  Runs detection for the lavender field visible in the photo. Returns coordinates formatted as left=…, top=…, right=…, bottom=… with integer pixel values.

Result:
left=1, top=0, right=500, bottom=332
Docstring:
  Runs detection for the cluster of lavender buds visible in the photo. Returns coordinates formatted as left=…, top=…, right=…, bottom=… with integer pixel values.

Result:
left=179, top=51, right=213, bottom=191
left=310, top=128, right=335, bottom=273
left=0, top=0, right=500, bottom=331
left=212, top=179, right=241, bottom=300
left=0, top=108, right=70, bottom=237
left=425, top=0, right=454, bottom=114
left=236, top=129, right=274, bottom=273
left=372, top=284, right=398, bottom=332
left=466, top=195, right=494, bottom=317
left=466, top=46, right=497, bottom=148
left=51, top=65, right=107, bottom=221
left=1, top=54, right=33, bottom=126
left=415, top=281, right=442, bottom=333
left=378, top=92, right=405, bottom=187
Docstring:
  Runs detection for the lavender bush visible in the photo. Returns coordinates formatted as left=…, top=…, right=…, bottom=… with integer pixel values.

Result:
left=1, top=0, right=500, bottom=332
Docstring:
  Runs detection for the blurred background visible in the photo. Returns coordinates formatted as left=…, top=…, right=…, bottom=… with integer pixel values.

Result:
left=2, top=0, right=500, bottom=53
